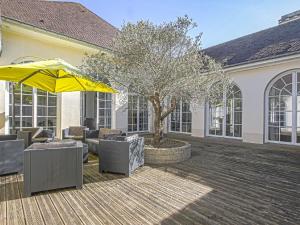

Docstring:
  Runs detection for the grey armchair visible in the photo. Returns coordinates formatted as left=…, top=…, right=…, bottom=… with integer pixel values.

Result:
left=24, top=141, right=83, bottom=197
left=98, top=134, right=144, bottom=176
left=17, top=128, right=54, bottom=148
left=0, top=135, right=24, bottom=175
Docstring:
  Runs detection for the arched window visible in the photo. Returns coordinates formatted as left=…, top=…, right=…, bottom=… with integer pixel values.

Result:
left=266, top=70, right=300, bottom=144
left=207, top=84, right=242, bottom=138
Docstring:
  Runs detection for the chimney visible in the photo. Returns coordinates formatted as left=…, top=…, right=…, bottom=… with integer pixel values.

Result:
left=279, top=10, right=300, bottom=24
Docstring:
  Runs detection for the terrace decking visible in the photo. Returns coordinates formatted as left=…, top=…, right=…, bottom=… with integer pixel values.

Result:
left=0, top=136, right=299, bottom=225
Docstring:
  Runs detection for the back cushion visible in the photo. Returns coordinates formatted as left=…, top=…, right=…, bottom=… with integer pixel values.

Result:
left=69, top=126, right=86, bottom=136
left=99, top=128, right=122, bottom=139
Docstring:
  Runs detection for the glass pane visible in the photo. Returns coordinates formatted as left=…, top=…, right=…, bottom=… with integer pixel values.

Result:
left=226, top=125, right=233, bottom=136
left=234, top=125, right=242, bottom=137
left=273, top=79, right=285, bottom=89
left=22, top=95, right=33, bottom=105
left=37, top=117, right=47, bottom=127
left=38, top=96, right=47, bottom=105
left=279, top=112, right=292, bottom=127
left=269, top=98, right=279, bottom=111
left=48, top=118, right=56, bottom=127
left=22, top=117, right=33, bottom=127
left=48, top=97, right=57, bottom=106
left=48, top=107, right=57, bottom=117
left=297, top=128, right=300, bottom=143
left=279, top=96, right=292, bottom=111
left=22, top=85, right=33, bottom=94
left=234, top=112, right=242, bottom=124
left=279, top=127, right=292, bottom=142
left=38, top=107, right=47, bottom=116
left=269, top=87, right=280, bottom=96
left=269, top=126, right=279, bottom=141
left=22, top=106, right=32, bottom=116
left=282, top=74, right=293, bottom=84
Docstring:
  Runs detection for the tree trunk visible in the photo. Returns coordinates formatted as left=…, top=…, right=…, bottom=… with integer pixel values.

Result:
left=153, top=105, right=161, bottom=146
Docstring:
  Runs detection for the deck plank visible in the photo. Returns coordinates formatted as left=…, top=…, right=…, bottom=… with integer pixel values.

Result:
left=5, top=175, right=26, bottom=225
left=1, top=136, right=299, bottom=225
left=0, top=176, right=7, bottom=225
left=16, top=175, right=45, bottom=225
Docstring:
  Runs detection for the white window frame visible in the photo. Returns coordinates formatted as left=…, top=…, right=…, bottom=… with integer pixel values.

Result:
left=96, top=92, right=112, bottom=129
left=7, top=82, right=58, bottom=134
left=265, top=69, right=300, bottom=145
left=206, top=84, right=243, bottom=139
left=127, top=94, right=149, bottom=133
left=36, top=89, right=57, bottom=133
left=169, top=100, right=192, bottom=134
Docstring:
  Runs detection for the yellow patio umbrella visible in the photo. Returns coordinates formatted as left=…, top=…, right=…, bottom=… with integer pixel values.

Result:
left=0, top=58, right=117, bottom=131
left=0, top=59, right=117, bottom=93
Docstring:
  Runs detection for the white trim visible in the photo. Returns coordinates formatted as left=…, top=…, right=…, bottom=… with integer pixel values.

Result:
left=224, top=53, right=300, bottom=73
left=4, top=82, right=10, bottom=134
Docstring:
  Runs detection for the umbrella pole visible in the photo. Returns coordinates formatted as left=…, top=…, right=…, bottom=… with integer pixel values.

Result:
left=11, top=83, right=16, bottom=134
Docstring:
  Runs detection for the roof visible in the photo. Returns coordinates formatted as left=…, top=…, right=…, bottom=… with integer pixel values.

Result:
left=204, top=18, right=300, bottom=67
left=0, top=0, right=118, bottom=50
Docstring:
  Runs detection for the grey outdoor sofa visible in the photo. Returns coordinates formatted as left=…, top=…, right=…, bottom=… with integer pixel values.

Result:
left=24, top=141, right=83, bottom=197
left=85, top=128, right=124, bottom=154
left=98, top=134, right=144, bottom=176
left=0, top=135, right=24, bottom=175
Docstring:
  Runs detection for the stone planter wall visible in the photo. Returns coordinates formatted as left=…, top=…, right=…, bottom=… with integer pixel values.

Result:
left=145, top=140, right=191, bottom=164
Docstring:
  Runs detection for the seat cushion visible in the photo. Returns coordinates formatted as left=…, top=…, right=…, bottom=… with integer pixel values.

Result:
left=85, top=138, right=98, bottom=145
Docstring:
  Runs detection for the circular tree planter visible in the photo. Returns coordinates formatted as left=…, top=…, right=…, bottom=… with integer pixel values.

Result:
left=144, top=139, right=191, bottom=164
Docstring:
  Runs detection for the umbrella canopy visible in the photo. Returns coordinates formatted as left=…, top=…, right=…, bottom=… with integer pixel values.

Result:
left=0, top=59, right=117, bottom=93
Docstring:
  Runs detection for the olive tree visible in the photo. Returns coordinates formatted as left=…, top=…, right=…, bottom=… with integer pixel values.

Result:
left=82, top=16, right=227, bottom=145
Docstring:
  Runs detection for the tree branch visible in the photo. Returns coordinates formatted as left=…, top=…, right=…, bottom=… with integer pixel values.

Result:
left=161, top=97, right=176, bottom=121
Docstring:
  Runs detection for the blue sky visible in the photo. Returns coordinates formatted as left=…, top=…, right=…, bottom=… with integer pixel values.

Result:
left=70, top=0, right=300, bottom=48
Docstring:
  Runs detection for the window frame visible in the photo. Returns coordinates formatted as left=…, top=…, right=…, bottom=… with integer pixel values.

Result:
left=169, top=100, right=192, bottom=134
left=127, top=94, right=149, bottom=133
left=265, top=69, right=300, bottom=145
left=206, top=84, right=243, bottom=139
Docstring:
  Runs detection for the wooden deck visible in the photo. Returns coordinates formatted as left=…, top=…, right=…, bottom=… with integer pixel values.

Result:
left=0, top=136, right=299, bottom=225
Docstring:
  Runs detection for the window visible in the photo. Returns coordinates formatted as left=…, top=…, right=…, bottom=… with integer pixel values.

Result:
left=128, top=95, right=148, bottom=132
left=267, top=71, right=300, bottom=144
left=98, top=93, right=112, bottom=128
left=9, top=84, right=58, bottom=134
left=170, top=101, right=192, bottom=133
left=208, top=84, right=242, bottom=138
left=9, top=84, right=33, bottom=133
left=37, top=90, right=57, bottom=134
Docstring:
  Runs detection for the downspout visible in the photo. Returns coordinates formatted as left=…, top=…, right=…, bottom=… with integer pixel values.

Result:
left=0, top=2, right=2, bottom=56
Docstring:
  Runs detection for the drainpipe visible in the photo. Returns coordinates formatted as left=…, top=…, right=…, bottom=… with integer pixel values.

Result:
left=0, top=3, right=2, bottom=56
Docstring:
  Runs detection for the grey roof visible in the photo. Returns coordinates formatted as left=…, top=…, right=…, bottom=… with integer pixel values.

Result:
left=204, top=18, right=300, bottom=67
left=1, top=0, right=118, bottom=50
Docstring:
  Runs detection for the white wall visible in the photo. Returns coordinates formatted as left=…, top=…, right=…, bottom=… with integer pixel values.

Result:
left=191, top=57, right=300, bottom=144
left=0, top=22, right=101, bottom=136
